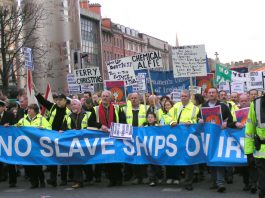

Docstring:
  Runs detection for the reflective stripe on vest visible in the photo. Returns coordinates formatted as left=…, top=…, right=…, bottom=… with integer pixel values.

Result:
left=254, top=150, right=265, bottom=157
left=67, top=112, right=92, bottom=129
left=126, top=104, right=146, bottom=126
left=49, top=105, right=71, bottom=126
left=255, top=98, right=265, bottom=128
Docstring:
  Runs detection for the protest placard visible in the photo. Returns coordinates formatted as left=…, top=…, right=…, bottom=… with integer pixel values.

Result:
left=215, top=64, right=232, bottom=84
left=189, top=86, right=202, bottom=94
left=172, top=45, right=207, bottom=78
left=23, top=47, right=34, bottom=71
left=109, top=122, right=133, bottom=140
left=107, top=57, right=136, bottom=86
left=201, top=106, right=222, bottom=125
left=171, top=90, right=181, bottom=102
left=132, top=51, right=162, bottom=70
left=105, top=80, right=126, bottom=105
left=196, top=73, right=214, bottom=92
left=74, top=67, right=102, bottom=85
left=247, top=71, right=263, bottom=90
left=136, top=73, right=146, bottom=93
left=218, top=81, right=231, bottom=94
left=232, top=71, right=248, bottom=82
left=235, top=107, right=249, bottom=125
left=67, top=73, right=94, bottom=94
left=231, top=82, right=245, bottom=94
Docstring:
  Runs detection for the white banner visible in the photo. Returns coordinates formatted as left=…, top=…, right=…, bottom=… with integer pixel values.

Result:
left=132, top=51, right=162, bottom=70
left=172, top=45, right=207, bottom=78
left=107, top=58, right=136, bottom=86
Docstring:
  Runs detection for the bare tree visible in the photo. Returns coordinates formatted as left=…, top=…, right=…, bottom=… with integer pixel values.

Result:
left=0, top=1, right=46, bottom=92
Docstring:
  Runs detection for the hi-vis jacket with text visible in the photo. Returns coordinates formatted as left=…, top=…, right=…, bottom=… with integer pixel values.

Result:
left=245, top=96, right=265, bottom=158
left=17, top=114, right=52, bottom=130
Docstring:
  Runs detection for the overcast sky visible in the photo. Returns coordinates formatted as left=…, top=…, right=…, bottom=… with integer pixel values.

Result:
left=91, top=0, right=265, bottom=64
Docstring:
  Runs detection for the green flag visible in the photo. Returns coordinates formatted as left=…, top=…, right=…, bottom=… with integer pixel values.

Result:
left=215, top=64, right=232, bottom=84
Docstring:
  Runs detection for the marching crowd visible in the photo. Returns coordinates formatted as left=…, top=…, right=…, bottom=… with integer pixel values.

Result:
left=0, top=87, right=264, bottom=197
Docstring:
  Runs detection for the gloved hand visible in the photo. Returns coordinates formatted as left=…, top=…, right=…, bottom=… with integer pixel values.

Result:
left=247, top=154, right=255, bottom=168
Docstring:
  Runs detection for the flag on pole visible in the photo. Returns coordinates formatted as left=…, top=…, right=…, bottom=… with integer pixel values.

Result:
left=27, top=69, right=38, bottom=105
left=41, top=83, right=54, bottom=115
left=215, top=64, right=232, bottom=84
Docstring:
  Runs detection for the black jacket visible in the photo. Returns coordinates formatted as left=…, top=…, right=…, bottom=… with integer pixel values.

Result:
left=0, top=111, right=15, bottom=126
left=198, top=100, right=236, bottom=128
left=36, top=93, right=67, bottom=130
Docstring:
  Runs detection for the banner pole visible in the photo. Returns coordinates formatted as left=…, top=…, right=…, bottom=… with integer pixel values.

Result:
left=147, top=68, right=157, bottom=112
left=190, top=77, right=194, bottom=100
left=147, top=68, right=154, bottom=95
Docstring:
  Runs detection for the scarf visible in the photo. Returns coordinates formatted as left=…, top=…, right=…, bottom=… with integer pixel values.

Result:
left=99, top=103, right=114, bottom=128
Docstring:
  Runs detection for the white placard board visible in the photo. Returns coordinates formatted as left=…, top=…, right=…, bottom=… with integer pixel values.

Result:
left=67, top=73, right=94, bottom=94
left=231, top=82, right=245, bottom=94
left=171, top=90, right=182, bottom=102
left=189, top=86, right=202, bottom=94
left=132, top=51, right=163, bottom=70
left=74, top=67, right=102, bottom=84
left=107, top=57, right=136, bottom=86
left=136, top=74, right=146, bottom=92
left=247, top=71, right=263, bottom=90
left=172, top=45, right=207, bottom=78
left=218, top=81, right=231, bottom=93
left=109, top=122, right=133, bottom=140
left=23, top=47, right=34, bottom=71
left=232, top=71, right=248, bottom=82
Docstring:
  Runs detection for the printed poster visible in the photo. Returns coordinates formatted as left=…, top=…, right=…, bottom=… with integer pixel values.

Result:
left=105, top=80, right=126, bottom=105
left=201, top=105, right=222, bottom=125
left=235, top=107, right=249, bottom=125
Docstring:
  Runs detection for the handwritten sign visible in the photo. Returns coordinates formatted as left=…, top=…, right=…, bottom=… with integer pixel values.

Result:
left=109, top=122, right=133, bottom=140
left=107, top=57, right=136, bottom=86
left=172, top=45, right=207, bottom=78
left=235, top=107, right=249, bottom=125
left=74, top=67, right=102, bottom=84
left=132, top=51, right=162, bottom=70
left=201, top=105, right=223, bottom=125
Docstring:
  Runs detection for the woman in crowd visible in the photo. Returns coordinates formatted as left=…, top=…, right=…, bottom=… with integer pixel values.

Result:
left=16, top=104, right=52, bottom=188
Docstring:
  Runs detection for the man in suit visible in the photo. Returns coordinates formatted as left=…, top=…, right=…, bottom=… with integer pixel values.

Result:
left=0, top=100, right=17, bottom=187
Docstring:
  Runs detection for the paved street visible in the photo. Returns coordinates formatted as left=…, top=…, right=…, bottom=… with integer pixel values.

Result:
left=0, top=171, right=258, bottom=198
